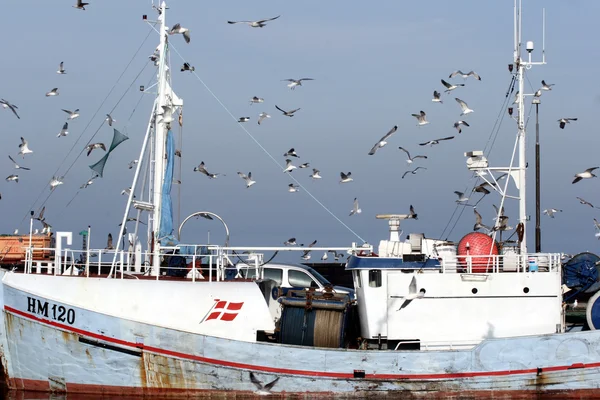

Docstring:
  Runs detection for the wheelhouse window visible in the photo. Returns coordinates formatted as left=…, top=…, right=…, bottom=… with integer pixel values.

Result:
left=368, top=270, right=382, bottom=288
left=263, top=268, right=283, bottom=285
left=288, top=270, right=319, bottom=288
left=354, top=270, right=362, bottom=288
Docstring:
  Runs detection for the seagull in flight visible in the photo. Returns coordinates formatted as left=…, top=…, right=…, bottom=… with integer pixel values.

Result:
left=349, top=198, right=361, bottom=216
left=340, top=172, right=353, bottom=183
left=250, top=96, right=264, bottom=105
left=301, top=240, right=317, bottom=260
left=455, top=98, right=474, bottom=116
left=411, top=111, right=429, bottom=126
left=249, top=372, right=279, bottom=396
left=258, top=112, right=270, bottom=125
left=283, top=148, right=299, bottom=158
left=473, top=208, right=492, bottom=232
left=62, top=109, right=80, bottom=120
left=449, top=70, right=481, bottom=80
left=180, top=62, right=195, bottom=72
left=238, top=117, right=250, bottom=123
left=409, top=205, right=418, bottom=220
left=80, top=176, right=98, bottom=189
left=50, top=176, right=64, bottom=191
left=57, top=61, right=66, bottom=74
left=85, top=143, right=106, bottom=156
left=368, top=125, right=398, bottom=155
left=288, top=183, right=299, bottom=193
left=237, top=171, right=256, bottom=188
left=128, top=160, right=138, bottom=169
left=275, top=105, right=301, bottom=117
left=299, top=162, right=310, bottom=169
left=45, top=88, right=59, bottom=97
left=558, top=117, right=577, bottom=129
left=473, top=182, right=492, bottom=195
left=441, top=79, right=464, bottom=93
left=541, top=80, right=554, bottom=91
left=594, top=219, right=600, bottom=239
left=282, top=78, right=314, bottom=90
left=310, top=169, right=322, bottom=179
left=194, top=161, right=222, bottom=179
left=284, top=238, right=297, bottom=246
left=169, top=23, right=190, bottom=43
left=576, top=197, right=599, bottom=209
left=454, top=191, right=469, bottom=203
left=0, top=99, right=20, bottom=119
left=419, top=136, right=454, bottom=146
left=105, top=114, right=116, bottom=126
left=543, top=208, right=562, bottom=218
left=397, top=276, right=424, bottom=310
left=228, top=15, right=281, bottom=28
left=402, top=167, right=426, bottom=179
left=453, top=120, right=470, bottom=133
left=57, top=122, right=69, bottom=137
left=5, top=175, right=18, bottom=183
left=398, top=147, right=427, bottom=164
left=573, top=167, right=598, bottom=184
left=432, top=91, right=443, bottom=104
left=73, top=0, right=89, bottom=10
left=18, top=137, right=33, bottom=157
left=283, top=159, right=297, bottom=173
left=8, top=155, right=30, bottom=170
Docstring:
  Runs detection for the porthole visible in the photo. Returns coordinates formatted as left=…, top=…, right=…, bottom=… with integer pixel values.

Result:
left=472, top=288, right=478, bottom=294
left=523, top=287, right=530, bottom=294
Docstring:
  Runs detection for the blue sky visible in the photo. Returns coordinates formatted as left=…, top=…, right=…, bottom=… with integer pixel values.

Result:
left=1, top=0, right=599, bottom=259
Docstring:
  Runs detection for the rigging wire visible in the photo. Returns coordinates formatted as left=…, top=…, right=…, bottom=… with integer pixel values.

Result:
left=19, top=27, right=156, bottom=228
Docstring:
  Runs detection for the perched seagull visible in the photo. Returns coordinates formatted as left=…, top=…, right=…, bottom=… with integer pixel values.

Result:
left=282, top=78, right=314, bottom=90
left=299, top=163, right=310, bottom=169
left=573, top=167, right=598, bottom=184
left=85, top=143, right=106, bottom=156
left=512, top=91, right=520, bottom=105
left=411, top=111, right=429, bottom=126
left=453, top=120, right=470, bottom=133
left=533, top=89, right=542, bottom=98
left=181, top=62, right=195, bottom=72
left=340, top=172, right=353, bottom=183
left=18, top=137, right=33, bottom=157
left=50, top=176, right=64, bottom=191
left=250, top=96, right=264, bottom=105
left=419, top=136, right=454, bottom=146
left=441, top=79, right=464, bottom=93
left=558, top=117, right=577, bottom=129
left=105, top=114, right=116, bottom=126
left=128, top=160, right=138, bottom=169
left=284, top=238, right=297, bottom=246
left=543, top=208, right=562, bottom=218
left=455, top=98, right=474, bottom=116
left=169, top=23, right=190, bottom=43
left=541, top=80, right=554, bottom=91
left=432, top=90, right=443, bottom=104
left=0, top=99, right=20, bottom=119
left=409, top=205, right=418, bottom=220
left=402, top=167, right=426, bottom=179
left=576, top=197, right=599, bottom=209
left=283, top=159, right=297, bottom=173
left=398, top=147, right=427, bottom=164
left=310, top=169, right=322, bottom=179
left=349, top=198, right=361, bottom=216
left=454, top=191, right=469, bottom=203
left=257, top=112, right=270, bottom=125
left=227, top=15, right=281, bottom=28
left=194, top=161, right=221, bottom=178
left=62, top=109, right=80, bottom=120
left=288, top=183, right=299, bottom=193
left=473, top=208, right=492, bottom=232
left=57, top=61, right=66, bottom=74
left=238, top=117, right=250, bottom=123
left=321, top=252, right=328, bottom=261
left=57, top=122, right=69, bottom=137
left=73, top=0, right=89, bottom=10
left=368, top=125, right=398, bottom=155
left=45, top=88, right=59, bottom=97
left=8, top=155, right=30, bottom=171
left=237, top=171, right=256, bottom=188
left=397, top=276, right=424, bottom=310
left=249, top=372, right=279, bottom=396
left=275, top=105, right=301, bottom=117
left=284, top=148, right=299, bottom=158
left=449, top=70, right=481, bottom=80
left=5, top=175, right=18, bottom=183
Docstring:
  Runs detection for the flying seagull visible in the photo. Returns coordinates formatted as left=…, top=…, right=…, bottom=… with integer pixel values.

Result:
left=62, top=109, right=80, bottom=120
left=8, top=155, right=30, bottom=171
left=57, top=61, right=66, bottom=74
left=454, top=191, right=469, bottom=203
left=299, top=162, right=310, bottom=169
left=283, top=159, right=297, bottom=173
left=169, top=23, right=190, bottom=43
left=411, top=111, right=429, bottom=126
left=105, top=114, right=116, bottom=126
left=73, top=0, right=89, bottom=10
left=128, top=160, right=138, bottom=169
left=5, top=175, right=18, bottom=183
left=288, top=183, right=299, bottom=193
left=105, top=233, right=113, bottom=250
left=397, top=276, right=424, bottom=310
left=453, top=120, right=470, bottom=133
left=449, top=70, right=481, bottom=80
left=237, top=171, right=256, bottom=188
left=310, top=169, right=322, bottom=179
left=181, top=62, right=195, bottom=72
left=441, top=79, right=464, bottom=93
left=576, top=197, right=599, bottom=209
left=349, top=198, right=361, bottom=216
left=80, top=176, right=97, bottom=189
left=301, top=240, right=317, bottom=260
left=419, top=136, right=454, bottom=146
left=398, top=147, right=427, bottom=164
left=541, top=80, right=554, bottom=91
left=194, top=161, right=221, bottom=179
left=57, top=122, right=69, bottom=138
left=455, top=98, right=474, bottom=116
left=250, top=96, right=264, bottom=105
left=227, top=15, right=281, bottom=28
left=432, top=90, right=443, bottom=104
left=258, top=112, right=270, bottom=125
left=45, top=88, right=59, bottom=97
left=0, top=99, right=20, bottom=119
left=340, top=172, right=353, bottom=183
left=402, top=167, right=426, bottom=179
left=543, top=208, right=562, bottom=218
left=408, top=205, right=418, bottom=220
left=238, top=117, right=250, bottom=123
left=85, top=143, right=106, bottom=156
left=558, top=117, right=577, bottom=129
left=473, top=182, right=492, bottom=195
left=275, top=105, right=301, bottom=117
left=18, top=137, right=33, bottom=157
left=249, top=372, right=279, bottom=396
left=368, top=125, right=398, bottom=155
left=283, top=148, right=299, bottom=158
left=50, top=176, right=64, bottom=191
left=282, top=78, right=314, bottom=90
left=573, top=167, right=598, bottom=184
left=284, top=238, right=297, bottom=246
left=473, top=208, right=492, bottom=232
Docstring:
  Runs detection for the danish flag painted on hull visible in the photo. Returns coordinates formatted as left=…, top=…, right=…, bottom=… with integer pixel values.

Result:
left=201, top=299, right=244, bottom=323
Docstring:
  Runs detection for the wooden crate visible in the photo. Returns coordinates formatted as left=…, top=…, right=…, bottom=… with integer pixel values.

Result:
left=0, top=235, right=54, bottom=264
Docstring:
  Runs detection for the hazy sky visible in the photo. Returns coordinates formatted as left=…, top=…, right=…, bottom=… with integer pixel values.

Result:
left=1, top=0, right=599, bottom=260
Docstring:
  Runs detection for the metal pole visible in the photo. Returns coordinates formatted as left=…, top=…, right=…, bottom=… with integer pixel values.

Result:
left=535, top=101, right=541, bottom=252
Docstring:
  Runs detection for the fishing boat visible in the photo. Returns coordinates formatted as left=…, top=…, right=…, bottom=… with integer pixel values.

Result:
left=2, top=1, right=600, bottom=398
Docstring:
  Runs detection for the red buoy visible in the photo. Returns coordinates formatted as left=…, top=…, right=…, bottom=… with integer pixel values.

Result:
left=457, top=232, right=499, bottom=273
